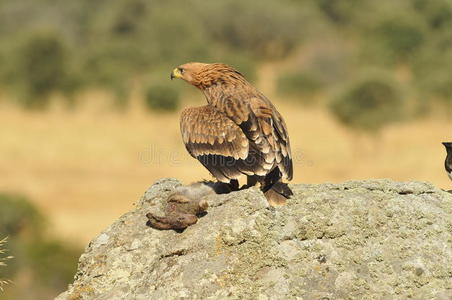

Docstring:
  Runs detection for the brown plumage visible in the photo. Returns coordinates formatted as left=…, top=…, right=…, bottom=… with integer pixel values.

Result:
left=171, top=62, right=293, bottom=205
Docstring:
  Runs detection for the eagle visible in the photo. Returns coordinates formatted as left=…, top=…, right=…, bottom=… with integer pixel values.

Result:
left=170, top=62, right=293, bottom=205
left=443, top=142, right=452, bottom=181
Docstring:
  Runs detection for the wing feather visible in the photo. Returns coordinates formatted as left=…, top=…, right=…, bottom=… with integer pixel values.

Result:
left=180, top=94, right=293, bottom=183
left=217, top=96, right=293, bottom=181
left=180, top=105, right=249, bottom=160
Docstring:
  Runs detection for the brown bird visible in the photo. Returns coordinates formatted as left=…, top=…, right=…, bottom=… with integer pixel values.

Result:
left=443, top=142, right=452, bottom=181
left=171, top=62, right=293, bottom=205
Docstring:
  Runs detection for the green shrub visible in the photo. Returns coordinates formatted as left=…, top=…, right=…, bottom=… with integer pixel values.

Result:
left=313, top=0, right=362, bottom=24
left=277, top=71, right=323, bottom=102
left=0, top=193, right=43, bottom=238
left=415, top=68, right=452, bottom=102
left=412, top=43, right=452, bottom=102
left=0, top=0, right=450, bottom=113
left=0, top=192, right=81, bottom=299
left=220, top=54, right=257, bottom=84
left=0, top=237, right=12, bottom=291
left=197, top=0, right=304, bottom=58
left=144, top=83, right=180, bottom=112
left=329, top=76, right=404, bottom=132
left=365, top=18, right=425, bottom=65
left=11, top=32, right=71, bottom=109
left=25, top=239, right=80, bottom=288
left=412, top=0, right=452, bottom=30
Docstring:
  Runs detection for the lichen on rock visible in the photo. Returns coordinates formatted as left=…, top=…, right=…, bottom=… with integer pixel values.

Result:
left=57, top=178, right=452, bottom=300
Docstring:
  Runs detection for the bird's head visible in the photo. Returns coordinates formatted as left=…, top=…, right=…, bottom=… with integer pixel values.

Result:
left=170, top=62, right=245, bottom=89
left=170, top=62, right=207, bottom=85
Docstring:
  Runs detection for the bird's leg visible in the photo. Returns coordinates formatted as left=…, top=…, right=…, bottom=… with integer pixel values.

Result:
left=227, top=179, right=240, bottom=191
left=241, top=176, right=258, bottom=190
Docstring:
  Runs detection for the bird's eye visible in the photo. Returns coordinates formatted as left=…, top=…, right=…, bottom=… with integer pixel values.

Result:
left=178, top=68, right=185, bottom=74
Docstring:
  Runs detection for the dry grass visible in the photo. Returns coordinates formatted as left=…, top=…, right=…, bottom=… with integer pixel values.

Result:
left=0, top=237, right=12, bottom=291
left=0, top=91, right=451, bottom=245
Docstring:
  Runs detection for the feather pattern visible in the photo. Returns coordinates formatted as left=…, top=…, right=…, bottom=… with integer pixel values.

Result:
left=177, top=62, right=293, bottom=184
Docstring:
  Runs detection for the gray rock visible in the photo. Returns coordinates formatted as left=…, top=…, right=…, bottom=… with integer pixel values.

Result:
left=56, top=178, right=452, bottom=300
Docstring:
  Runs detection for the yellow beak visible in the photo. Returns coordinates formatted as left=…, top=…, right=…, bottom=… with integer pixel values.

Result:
left=170, top=68, right=183, bottom=80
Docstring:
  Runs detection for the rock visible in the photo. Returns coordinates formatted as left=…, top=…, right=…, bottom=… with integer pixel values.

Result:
left=56, top=178, right=452, bottom=300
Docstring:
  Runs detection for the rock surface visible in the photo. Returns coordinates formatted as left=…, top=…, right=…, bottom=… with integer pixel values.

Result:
left=57, top=179, right=452, bottom=300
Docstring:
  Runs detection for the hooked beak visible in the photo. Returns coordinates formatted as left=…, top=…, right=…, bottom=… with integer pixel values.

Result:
left=170, top=68, right=182, bottom=80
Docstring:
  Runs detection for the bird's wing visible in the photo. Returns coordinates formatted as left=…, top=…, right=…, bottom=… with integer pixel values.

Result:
left=180, top=105, right=251, bottom=182
left=268, top=105, right=293, bottom=180
left=445, top=144, right=452, bottom=173
left=180, top=105, right=248, bottom=159
left=218, top=95, right=293, bottom=181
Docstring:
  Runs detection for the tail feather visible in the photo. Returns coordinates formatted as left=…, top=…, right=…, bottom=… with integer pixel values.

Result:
left=263, top=181, right=292, bottom=206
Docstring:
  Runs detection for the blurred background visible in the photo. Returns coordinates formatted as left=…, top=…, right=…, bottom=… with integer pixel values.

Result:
left=0, top=0, right=451, bottom=298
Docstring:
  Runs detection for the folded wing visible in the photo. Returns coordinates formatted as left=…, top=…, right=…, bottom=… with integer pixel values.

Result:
left=181, top=98, right=293, bottom=183
left=181, top=105, right=251, bottom=182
